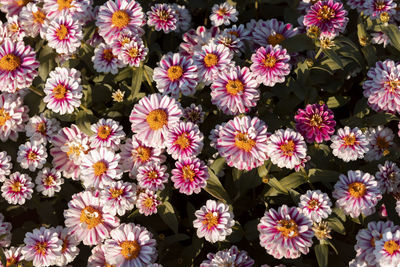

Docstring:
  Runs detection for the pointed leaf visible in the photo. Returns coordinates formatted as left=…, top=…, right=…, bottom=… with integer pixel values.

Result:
left=158, top=201, right=178, bottom=234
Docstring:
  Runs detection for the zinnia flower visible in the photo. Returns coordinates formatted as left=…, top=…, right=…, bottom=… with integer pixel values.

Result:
left=17, top=141, right=47, bottom=172
left=298, top=190, right=332, bottom=223
left=136, top=163, right=169, bottom=191
left=35, top=168, right=64, bottom=197
left=0, top=93, right=29, bottom=142
left=374, top=229, right=400, bottom=266
left=0, top=151, right=12, bottom=182
left=100, top=181, right=137, bottom=216
left=92, top=43, right=125, bottom=74
left=252, top=18, right=298, bottom=48
left=365, top=126, right=394, bottom=161
left=147, top=3, right=177, bottom=33
left=330, top=126, right=369, bottom=162
left=375, top=161, right=400, bottom=194
left=200, top=245, right=254, bottom=267
left=209, top=2, right=238, bottom=27
left=136, top=189, right=160, bottom=216
left=90, top=118, right=125, bottom=150
left=25, top=114, right=60, bottom=144
left=171, top=157, right=209, bottom=195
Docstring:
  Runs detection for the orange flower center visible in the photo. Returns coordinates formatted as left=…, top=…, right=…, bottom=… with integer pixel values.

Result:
left=66, top=144, right=84, bottom=158
left=226, top=79, right=244, bottom=95
left=128, top=47, right=139, bottom=58
left=143, top=197, right=154, bottom=208
left=167, top=65, right=183, bottom=81
left=56, top=24, right=68, bottom=40
left=235, top=132, right=256, bottom=152
left=217, top=7, right=227, bottom=16
left=280, top=140, right=295, bottom=157
left=348, top=182, right=367, bottom=198
left=0, top=108, right=11, bottom=126
left=317, top=5, right=335, bottom=21
left=146, top=109, right=168, bottom=130
left=384, top=240, right=400, bottom=255
left=147, top=170, right=159, bottom=180
left=309, top=114, right=323, bottom=127
left=343, top=135, right=356, bottom=146
left=79, top=206, right=103, bottom=229
left=202, top=212, right=219, bottom=230
left=33, top=10, right=46, bottom=24
left=34, top=242, right=48, bottom=255
left=93, top=161, right=108, bottom=176
left=52, top=84, right=67, bottom=100
left=307, top=199, right=319, bottom=210
left=136, top=146, right=151, bottom=162
left=175, top=133, right=190, bottom=149
left=44, top=175, right=55, bottom=186
left=97, top=125, right=112, bottom=140
left=267, top=33, right=285, bottom=46
left=158, top=10, right=170, bottom=21
left=385, top=80, right=400, bottom=93
left=182, top=165, right=195, bottom=181
left=28, top=151, right=38, bottom=160
left=36, top=122, right=47, bottom=134
left=110, top=188, right=124, bottom=198
left=277, top=219, right=299, bottom=238
left=262, top=54, right=276, bottom=68
left=112, top=10, right=130, bottom=29
left=103, top=49, right=115, bottom=62
left=57, top=0, right=72, bottom=10
left=120, top=240, right=141, bottom=260
left=204, top=53, right=218, bottom=67
left=6, top=256, right=18, bottom=266
left=11, top=181, right=22, bottom=192
left=0, top=54, right=21, bottom=71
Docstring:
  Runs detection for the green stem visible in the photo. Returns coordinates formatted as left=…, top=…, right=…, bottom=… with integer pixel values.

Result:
left=315, top=48, right=323, bottom=59
left=142, top=66, right=155, bottom=93
left=29, top=86, right=44, bottom=97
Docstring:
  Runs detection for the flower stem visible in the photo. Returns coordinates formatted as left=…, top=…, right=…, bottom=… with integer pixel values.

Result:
left=29, top=86, right=44, bottom=97
left=142, top=66, right=155, bottom=93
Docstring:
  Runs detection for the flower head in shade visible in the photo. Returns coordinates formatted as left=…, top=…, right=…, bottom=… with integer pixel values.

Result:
left=365, top=126, right=394, bottom=161
left=21, top=227, right=62, bottom=267
left=43, top=67, right=83, bottom=115
left=0, top=0, right=31, bottom=16
left=211, top=66, right=260, bottom=115
left=193, top=43, right=233, bottom=85
left=183, top=104, right=205, bottom=124
left=193, top=200, right=234, bottom=243
left=52, top=226, right=80, bottom=266
left=19, top=3, right=48, bottom=38
left=112, top=89, right=125, bottom=102
left=1, top=172, right=33, bottom=205
left=0, top=213, right=12, bottom=248
left=180, top=25, right=220, bottom=57
left=210, top=2, right=238, bottom=27
left=136, top=189, right=160, bottom=216
left=355, top=221, right=395, bottom=265
left=200, top=245, right=254, bottom=267
left=258, top=205, right=314, bottom=259
left=46, top=14, right=82, bottom=55
left=0, top=151, right=12, bottom=182
left=294, top=103, right=336, bottom=143
left=347, top=0, right=365, bottom=11
left=266, top=128, right=308, bottom=170
left=215, top=116, right=269, bottom=170
left=0, top=93, right=29, bottom=142
left=374, top=229, right=400, bottom=266
left=50, top=125, right=91, bottom=180
left=5, top=15, right=26, bottom=42
left=376, top=161, right=400, bottom=194
left=153, top=52, right=198, bottom=98
left=119, top=38, right=148, bottom=67
left=96, top=0, right=145, bottom=44
left=35, top=168, right=64, bottom=197
left=172, top=4, right=191, bottom=33
left=0, top=39, right=39, bottom=93
left=104, top=223, right=158, bottom=266
left=129, top=93, right=182, bottom=148
left=119, top=136, right=166, bottom=176
left=90, top=118, right=125, bottom=150
left=80, top=147, right=122, bottom=189
left=171, top=157, right=209, bottom=195
left=303, top=0, right=348, bottom=38
left=2, top=247, right=24, bottom=266
left=312, top=221, right=332, bottom=241
left=330, top=126, right=369, bottom=162
left=333, top=170, right=382, bottom=218
left=250, top=45, right=291, bottom=87
left=136, top=163, right=169, bottom=191
left=298, top=190, right=332, bottom=223
left=165, top=121, right=204, bottom=161
left=214, top=32, right=243, bottom=55
left=17, top=141, right=47, bottom=172
left=101, top=181, right=137, bottom=216
left=88, top=245, right=114, bottom=267
left=252, top=19, right=298, bottom=48
left=362, top=60, right=400, bottom=114
left=43, top=0, right=92, bottom=22
left=25, top=115, right=60, bottom=144
left=147, top=3, right=177, bottom=33
left=92, top=43, right=125, bottom=74
left=363, top=0, right=397, bottom=19
left=64, top=190, right=120, bottom=246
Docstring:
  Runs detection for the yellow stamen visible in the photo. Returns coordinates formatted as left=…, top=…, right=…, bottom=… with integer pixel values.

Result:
left=146, top=109, right=168, bottom=130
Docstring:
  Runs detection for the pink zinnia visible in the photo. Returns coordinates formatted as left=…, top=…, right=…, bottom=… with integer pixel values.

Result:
left=136, top=189, right=160, bottom=216
left=294, top=103, right=336, bottom=143
left=171, top=157, right=209, bottom=195
left=136, top=163, right=169, bottom=191
left=147, top=4, right=177, bottom=33
left=119, top=38, right=148, bottom=67
left=1, top=172, right=34, bottom=205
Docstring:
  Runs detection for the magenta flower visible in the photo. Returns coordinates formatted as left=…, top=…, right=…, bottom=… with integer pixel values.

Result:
left=147, top=4, right=177, bottom=34
left=171, top=157, right=208, bottom=195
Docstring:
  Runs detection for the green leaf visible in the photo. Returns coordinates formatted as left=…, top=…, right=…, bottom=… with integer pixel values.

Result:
left=326, top=216, right=346, bottom=235
left=266, top=172, right=306, bottom=196
left=315, top=244, right=329, bottom=267
left=210, top=157, right=226, bottom=176
left=326, top=96, right=350, bottom=108
left=268, top=177, right=289, bottom=195
left=114, top=67, right=132, bottom=82
left=128, top=66, right=143, bottom=101
left=204, top=168, right=232, bottom=203
left=323, top=49, right=344, bottom=69
left=164, top=233, right=190, bottom=245
left=288, top=188, right=301, bottom=204
left=158, top=201, right=179, bottom=234
left=363, top=113, right=398, bottom=126
left=281, top=34, right=314, bottom=53
left=380, top=24, right=400, bottom=52
left=76, top=110, right=97, bottom=135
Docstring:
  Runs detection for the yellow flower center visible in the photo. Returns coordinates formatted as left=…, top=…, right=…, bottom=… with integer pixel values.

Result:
left=146, top=109, right=168, bottom=130
left=33, top=10, right=46, bottom=24
left=57, top=0, right=72, bottom=10
left=343, top=135, right=356, bottom=146
left=80, top=206, right=103, bottom=229
left=120, top=240, right=141, bottom=260
left=103, top=49, right=115, bottom=62
left=0, top=54, right=21, bottom=71
left=147, top=170, right=159, bottom=180
left=308, top=199, right=319, bottom=210
left=234, top=132, right=256, bottom=152
left=44, top=175, right=55, bottom=186
left=317, top=5, right=335, bottom=22
left=202, top=212, right=219, bottom=230
left=52, top=84, right=67, bottom=100
left=226, top=79, right=244, bottom=95
left=110, top=188, right=124, bottom=198
left=112, top=10, right=130, bottom=29
left=385, top=80, right=400, bottom=93
left=204, top=53, right=218, bottom=67
left=93, top=161, right=108, bottom=177
left=128, top=47, right=139, bottom=58
left=16, top=0, right=31, bottom=7
left=121, top=37, right=131, bottom=46
left=309, top=114, right=323, bottom=127
left=158, top=10, right=170, bottom=21
left=182, top=165, right=195, bottom=181
left=0, top=108, right=11, bottom=126
left=217, top=7, right=227, bottom=16
left=348, top=182, right=367, bottom=198
left=267, top=33, right=285, bottom=46
left=136, top=146, right=151, bottom=162
left=143, top=197, right=154, bottom=208
left=167, top=65, right=183, bottom=81
left=277, top=219, right=299, bottom=238
left=66, top=144, right=84, bottom=158
left=6, top=256, right=18, bottom=266
left=56, top=25, right=68, bottom=40
left=34, top=242, right=48, bottom=255
left=11, top=181, right=21, bottom=192
left=263, top=54, right=276, bottom=68
left=280, top=140, right=295, bottom=157
left=97, top=125, right=112, bottom=140
left=28, top=151, right=38, bottom=160
left=384, top=240, right=400, bottom=255
left=175, top=133, right=190, bottom=149
left=36, top=122, right=47, bottom=134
